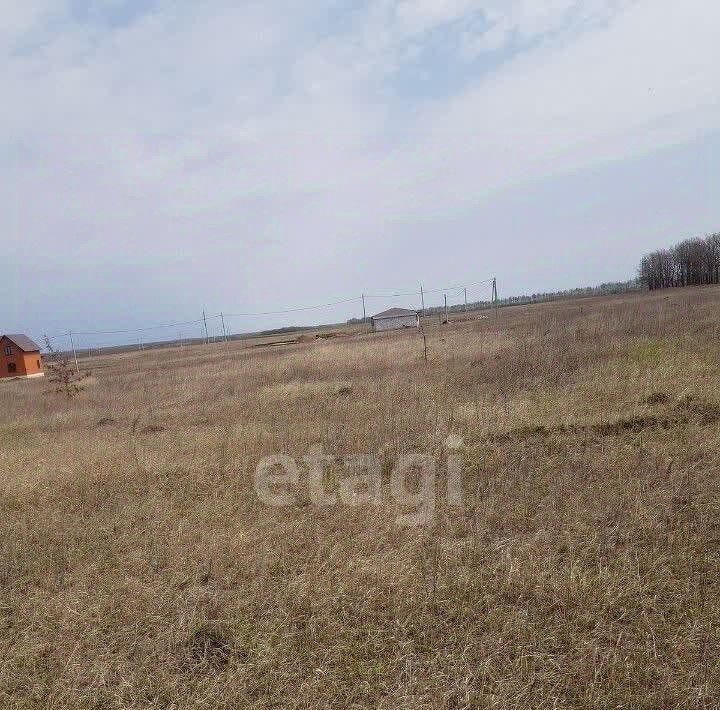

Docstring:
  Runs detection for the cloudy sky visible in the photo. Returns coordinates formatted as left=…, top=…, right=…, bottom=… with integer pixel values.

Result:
left=3, top=0, right=719, bottom=346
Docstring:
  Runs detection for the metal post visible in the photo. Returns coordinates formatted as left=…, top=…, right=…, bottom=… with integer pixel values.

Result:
left=203, top=310, right=209, bottom=344
left=220, top=312, right=228, bottom=342
left=444, top=294, right=448, bottom=324
left=69, top=331, right=80, bottom=374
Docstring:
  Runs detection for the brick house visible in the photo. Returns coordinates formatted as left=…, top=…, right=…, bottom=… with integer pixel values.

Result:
left=0, top=335, right=44, bottom=379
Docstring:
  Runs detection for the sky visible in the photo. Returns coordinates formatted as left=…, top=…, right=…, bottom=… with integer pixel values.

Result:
left=3, top=0, right=720, bottom=347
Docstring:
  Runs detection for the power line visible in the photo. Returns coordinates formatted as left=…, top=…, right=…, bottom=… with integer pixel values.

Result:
left=364, top=279, right=493, bottom=299
left=37, top=277, right=496, bottom=343
left=224, top=296, right=360, bottom=318
left=73, top=317, right=207, bottom=336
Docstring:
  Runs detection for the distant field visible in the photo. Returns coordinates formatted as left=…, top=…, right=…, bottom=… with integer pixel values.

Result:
left=2, top=287, right=720, bottom=709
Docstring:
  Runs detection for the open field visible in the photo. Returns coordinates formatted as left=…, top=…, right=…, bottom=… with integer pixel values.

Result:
left=2, top=287, right=720, bottom=709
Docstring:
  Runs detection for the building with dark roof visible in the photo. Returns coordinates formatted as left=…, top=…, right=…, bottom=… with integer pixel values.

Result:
left=1, top=335, right=44, bottom=379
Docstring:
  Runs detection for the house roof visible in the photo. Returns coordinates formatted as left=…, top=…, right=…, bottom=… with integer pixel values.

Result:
left=2, top=334, right=41, bottom=352
left=371, top=308, right=418, bottom=319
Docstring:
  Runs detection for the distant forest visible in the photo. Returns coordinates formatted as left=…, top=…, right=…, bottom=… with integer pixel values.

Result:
left=430, top=280, right=640, bottom=316
left=478, top=280, right=639, bottom=310
left=347, top=280, right=640, bottom=324
left=639, top=232, right=720, bottom=290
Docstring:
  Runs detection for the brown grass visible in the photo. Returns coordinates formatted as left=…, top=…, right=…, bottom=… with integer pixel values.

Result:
left=2, top=287, right=720, bottom=709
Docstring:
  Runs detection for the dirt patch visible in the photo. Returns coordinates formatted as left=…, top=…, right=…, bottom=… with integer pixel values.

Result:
left=253, top=339, right=299, bottom=348
left=490, top=395, right=720, bottom=443
left=644, top=391, right=670, bottom=406
left=185, top=626, right=234, bottom=671
left=316, top=331, right=347, bottom=339
left=676, top=393, right=720, bottom=424
left=140, top=424, right=165, bottom=434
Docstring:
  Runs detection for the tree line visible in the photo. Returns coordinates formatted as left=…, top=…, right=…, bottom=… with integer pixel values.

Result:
left=346, top=280, right=640, bottom=324
left=639, top=233, right=720, bottom=290
left=487, top=280, right=639, bottom=308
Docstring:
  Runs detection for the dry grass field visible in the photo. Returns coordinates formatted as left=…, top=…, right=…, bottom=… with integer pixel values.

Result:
left=2, top=287, right=720, bottom=709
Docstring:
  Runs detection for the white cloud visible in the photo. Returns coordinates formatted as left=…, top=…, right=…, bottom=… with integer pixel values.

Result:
left=394, top=0, right=480, bottom=34
left=2, top=0, right=719, bottom=336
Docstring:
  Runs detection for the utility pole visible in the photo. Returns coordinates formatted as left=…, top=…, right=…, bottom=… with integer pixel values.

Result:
left=492, top=277, right=498, bottom=315
left=202, top=309, right=209, bottom=345
left=464, top=287, right=468, bottom=313
left=139, top=335, right=144, bottom=351
left=220, top=312, right=228, bottom=343
left=444, top=294, right=448, bottom=324
left=69, top=331, right=80, bottom=374
left=361, top=294, right=366, bottom=323
left=420, top=285, right=425, bottom=316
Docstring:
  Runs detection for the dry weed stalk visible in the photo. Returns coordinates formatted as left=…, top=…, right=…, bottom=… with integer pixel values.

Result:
left=42, top=335, right=89, bottom=399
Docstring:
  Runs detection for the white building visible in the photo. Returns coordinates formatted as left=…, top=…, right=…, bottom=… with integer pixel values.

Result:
left=370, top=308, right=420, bottom=332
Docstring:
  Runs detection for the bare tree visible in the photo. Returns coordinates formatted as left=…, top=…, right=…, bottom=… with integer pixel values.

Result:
left=639, top=232, right=720, bottom=291
left=43, top=336, right=88, bottom=399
